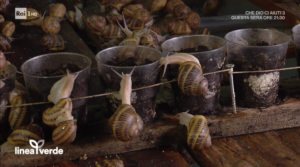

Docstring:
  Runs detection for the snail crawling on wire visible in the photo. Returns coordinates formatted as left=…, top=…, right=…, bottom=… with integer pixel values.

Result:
left=108, top=67, right=144, bottom=142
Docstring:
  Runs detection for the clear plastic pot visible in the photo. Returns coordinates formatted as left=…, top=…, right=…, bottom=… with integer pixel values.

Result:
left=21, top=53, right=91, bottom=137
left=292, top=24, right=300, bottom=78
left=161, top=35, right=226, bottom=115
left=96, top=46, right=162, bottom=124
left=0, top=63, right=16, bottom=144
left=225, top=29, right=290, bottom=108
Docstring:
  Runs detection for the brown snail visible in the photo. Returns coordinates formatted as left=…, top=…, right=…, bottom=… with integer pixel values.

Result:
left=123, top=4, right=144, bottom=18
left=41, top=33, right=65, bottom=51
left=41, top=16, right=61, bottom=34
left=100, top=24, right=123, bottom=40
left=9, top=96, right=31, bottom=129
left=133, top=8, right=153, bottom=26
left=125, top=17, right=145, bottom=30
left=43, top=98, right=73, bottom=127
left=146, top=0, right=167, bottom=12
left=166, top=0, right=184, bottom=14
left=0, top=21, right=15, bottom=37
left=204, top=0, right=221, bottom=16
left=0, top=14, right=4, bottom=23
left=26, top=8, right=40, bottom=21
left=52, top=119, right=77, bottom=145
left=177, top=111, right=211, bottom=150
left=172, top=4, right=191, bottom=18
left=83, top=15, right=106, bottom=35
left=95, top=159, right=124, bottom=167
left=184, top=12, right=201, bottom=30
left=20, top=11, right=46, bottom=26
left=168, top=20, right=191, bottom=35
left=159, top=53, right=208, bottom=96
left=7, top=124, right=45, bottom=146
left=0, top=33, right=12, bottom=51
left=105, top=1, right=125, bottom=13
left=109, top=67, right=144, bottom=142
left=49, top=3, right=67, bottom=19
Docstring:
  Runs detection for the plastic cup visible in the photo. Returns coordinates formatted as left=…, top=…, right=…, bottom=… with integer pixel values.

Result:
left=225, top=29, right=290, bottom=108
left=292, top=24, right=300, bottom=78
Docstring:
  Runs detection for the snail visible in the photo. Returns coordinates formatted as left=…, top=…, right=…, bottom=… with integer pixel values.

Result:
left=166, top=0, right=184, bottom=14
left=177, top=111, right=211, bottom=150
left=26, top=8, right=40, bottom=21
left=48, top=70, right=78, bottom=104
left=0, top=0, right=9, bottom=14
left=0, top=14, right=4, bottom=23
left=100, top=24, right=123, bottom=40
left=184, top=12, right=201, bottom=30
left=105, top=1, right=125, bottom=13
left=133, top=8, right=153, bottom=26
left=9, top=95, right=31, bottom=129
left=48, top=3, right=67, bottom=19
left=43, top=98, right=73, bottom=127
left=0, top=21, right=15, bottom=37
left=118, top=37, right=139, bottom=46
left=172, top=4, right=191, bottom=18
left=125, top=17, right=145, bottom=30
left=123, top=4, right=144, bottom=18
left=109, top=67, right=144, bottom=142
left=150, top=26, right=161, bottom=35
left=65, top=11, right=75, bottom=24
left=73, top=0, right=86, bottom=9
left=204, top=0, right=221, bottom=16
left=146, top=0, right=167, bottom=12
left=9, top=80, right=27, bottom=103
left=106, top=12, right=123, bottom=25
left=52, top=119, right=77, bottom=145
left=0, top=33, right=12, bottom=51
left=74, top=5, right=85, bottom=30
left=20, top=11, right=46, bottom=26
left=40, top=33, right=65, bottom=51
left=159, top=53, right=208, bottom=96
left=83, top=15, right=106, bottom=35
left=168, top=20, right=191, bottom=35
left=95, top=159, right=124, bottom=167
left=41, top=16, right=61, bottom=34
left=7, top=124, right=44, bottom=146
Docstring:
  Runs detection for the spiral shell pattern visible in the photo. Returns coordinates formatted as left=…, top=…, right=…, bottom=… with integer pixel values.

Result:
left=84, top=15, right=106, bottom=32
left=109, top=104, right=143, bottom=142
left=49, top=3, right=66, bottom=18
left=134, top=9, right=152, bottom=24
left=43, top=98, right=72, bottom=127
left=178, top=61, right=208, bottom=96
left=187, top=115, right=211, bottom=150
left=0, top=21, right=15, bottom=37
left=123, top=4, right=143, bottom=18
left=41, top=16, right=61, bottom=34
left=172, top=4, right=191, bottom=18
left=52, top=120, right=77, bottom=145
left=41, top=33, right=65, bottom=51
left=101, top=24, right=123, bottom=39
left=168, top=20, right=191, bottom=35
left=185, top=12, right=201, bottom=29
left=9, top=96, right=31, bottom=129
left=126, top=18, right=144, bottom=30
left=7, top=124, right=44, bottom=146
left=0, top=33, right=11, bottom=51
left=166, top=0, right=184, bottom=14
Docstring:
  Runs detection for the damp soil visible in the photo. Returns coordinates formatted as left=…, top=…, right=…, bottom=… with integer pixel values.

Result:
left=178, top=45, right=210, bottom=52
left=35, top=63, right=82, bottom=76
left=106, top=57, right=154, bottom=66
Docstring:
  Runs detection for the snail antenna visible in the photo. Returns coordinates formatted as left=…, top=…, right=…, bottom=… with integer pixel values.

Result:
left=111, top=68, right=124, bottom=79
left=129, top=66, right=136, bottom=76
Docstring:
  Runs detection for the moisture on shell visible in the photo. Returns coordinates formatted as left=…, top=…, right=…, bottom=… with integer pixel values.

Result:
left=243, top=72, right=280, bottom=97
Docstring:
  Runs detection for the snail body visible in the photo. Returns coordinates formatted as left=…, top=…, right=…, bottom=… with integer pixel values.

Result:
left=74, top=5, right=85, bottom=30
left=48, top=70, right=78, bottom=104
left=52, top=119, right=77, bottom=144
left=65, top=11, right=75, bottom=24
left=9, top=96, right=31, bottom=129
left=43, top=98, right=73, bottom=127
left=168, top=20, right=191, bottom=35
left=41, top=33, right=65, bottom=51
left=20, top=11, right=46, bottom=26
left=178, top=112, right=211, bottom=150
left=0, top=33, right=11, bottom=51
left=0, top=14, right=4, bottom=23
left=159, top=53, right=208, bottom=96
left=41, top=16, right=61, bottom=34
left=49, top=3, right=66, bottom=19
left=7, top=124, right=44, bottom=146
left=26, top=8, right=40, bottom=20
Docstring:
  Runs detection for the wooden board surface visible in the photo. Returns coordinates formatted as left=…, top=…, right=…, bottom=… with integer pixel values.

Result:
left=40, top=145, right=190, bottom=167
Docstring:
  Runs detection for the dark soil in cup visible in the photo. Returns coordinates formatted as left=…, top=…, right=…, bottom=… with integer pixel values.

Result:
left=179, top=45, right=210, bottom=52
left=255, top=41, right=269, bottom=46
left=106, top=57, right=154, bottom=66
left=35, top=63, right=82, bottom=76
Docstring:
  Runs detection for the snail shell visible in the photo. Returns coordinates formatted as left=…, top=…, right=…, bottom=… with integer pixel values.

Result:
left=184, top=12, right=201, bottom=29
left=134, top=9, right=153, bottom=24
left=26, top=8, right=40, bottom=20
left=7, top=124, right=44, bottom=146
left=150, top=26, right=161, bottom=35
left=0, top=33, right=11, bottom=51
left=187, top=115, right=211, bottom=150
left=40, top=33, right=65, bottom=51
left=52, top=120, right=77, bottom=145
left=106, top=12, right=123, bottom=25
left=141, top=30, right=158, bottom=45
left=178, top=61, right=208, bottom=96
left=101, top=24, right=123, bottom=39
left=95, top=159, right=124, bottom=167
left=166, top=0, right=184, bottom=14
left=41, top=16, right=61, bottom=34
left=126, top=17, right=145, bottom=30
left=204, top=0, right=222, bottom=16
left=0, top=21, right=15, bottom=37
left=65, top=11, right=75, bottom=24
left=119, top=37, right=139, bottom=46
left=147, top=0, right=167, bottom=12
left=168, top=20, right=191, bottom=35
left=43, top=98, right=73, bottom=127
left=172, top=4, right=191, bottom=18
left=49, top=3, right=66, bottom=18
left=9, top=96, right=31, bottom=129
left=84, top=15, right=106, bottom=33
left=123, top=4, right=143, bottom=18
left=0, top=14, right=4, bottom=23
left=105, top=1, right=125, bottom=13
left=109, top=104, right=143, bottom=142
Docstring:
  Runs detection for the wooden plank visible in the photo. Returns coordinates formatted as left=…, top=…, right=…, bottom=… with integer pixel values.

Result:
left=248, top=0, right=300, bottom=27
left=40, top=146, right=190, bottom=167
